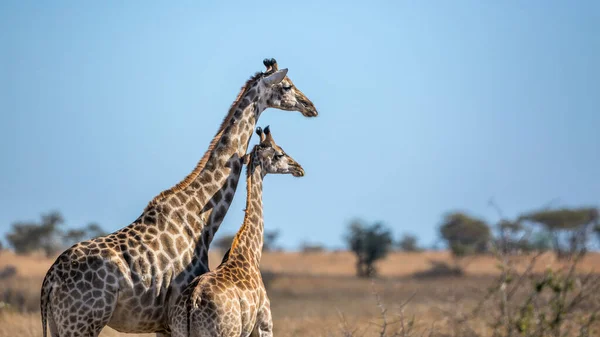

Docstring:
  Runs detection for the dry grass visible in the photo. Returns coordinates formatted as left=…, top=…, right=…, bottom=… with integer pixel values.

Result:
left=1, top=250, right=599, bottom=337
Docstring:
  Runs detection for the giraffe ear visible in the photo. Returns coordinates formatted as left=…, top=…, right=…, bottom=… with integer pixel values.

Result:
left=262, top=69, right=288, bottom=86
left=242, top=154, right=251, bottom=165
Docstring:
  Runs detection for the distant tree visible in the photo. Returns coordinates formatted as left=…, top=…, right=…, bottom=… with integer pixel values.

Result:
left=60, top=222, right=107, bottom=247
left=6, top=211, right=65, bottom=256
left=213, top=233, right=236, bottom=251
left=63, top=229, right=88, bottom=247
left=345, top=219, right=393, bottom=277
left=5, top=212, right=106, bottom=256
left=85, top=222, right=107, bottom=238
left=397, top=233, right=421, bottom=252
left=440, top=212, right=491, bottom=257
left=212, top=229, right=281, bottom=252
left=495, top=220, right=526, bottom=254
left=520, top=207, right=598, bottom=259
left=528, top=231, right=553, bottom=251
left=263, top=230, right=280, bottom=252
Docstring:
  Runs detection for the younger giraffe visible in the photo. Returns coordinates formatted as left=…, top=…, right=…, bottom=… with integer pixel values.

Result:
left=169, top=126, right=304, bottom=337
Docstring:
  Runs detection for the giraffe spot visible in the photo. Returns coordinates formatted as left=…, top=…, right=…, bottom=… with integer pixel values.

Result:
left=232, top=161, right=242, bottom=175
left=202, top=231, right=210, bottom=246
left=184, top=225, right=194, bottom=238
left=157, top=253, right=170, bottom=270
left=169, top=197, right=180, bottom=207
left=131, top=271, right=141, bottom=283
left=71, top=289, right=82, bottom=299
left=140, top=291, right=153, bottom=307
left=145, top=216, right=156, bottom=225
left=69, top=269, right=81, bottom=279
left=161, top=235, right=176, bottom=257
left=175, top=236, right=187, bottom=254
left=199, top=173, right=212, bottom=184
left=239, top=135, right=249, bottom=149
left=123, top=252, right=133, bottom=268
left=92, top=276, right=104, bottom=289
left=224, top=192, right=234, bottom=203
left=212, top=190, right=223, bottom=204
left=106, top=275, right=116, bottom=285
left=186, top=213, right=195, bottom=225
left=148, top=238, right=160, bottom=251
left=176, top=191, right=187, bottom=203
left=93, top=298, right=106, bottom=308
left=186, top=202, right=198, bottom=213
left=231, top=138, right=240, bottom=150
left=243, top=97, right=252, bottom=106
left=213, top=205, right=227, bottom=223
left=134, top=283, right=145, bottom=295
left=229, top=124, right=239, bottom=135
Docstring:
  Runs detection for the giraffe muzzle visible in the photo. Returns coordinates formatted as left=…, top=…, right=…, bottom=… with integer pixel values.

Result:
left=291, top=165, right=305, bottom=177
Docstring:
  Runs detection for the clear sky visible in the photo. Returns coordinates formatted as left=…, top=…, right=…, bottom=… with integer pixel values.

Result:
left=1, top=1, right=599, bottom=250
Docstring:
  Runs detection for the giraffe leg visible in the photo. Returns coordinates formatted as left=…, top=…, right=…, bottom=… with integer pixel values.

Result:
left=48, top=311, right=59, bottom=337
left=50, top=281, right=118, bottom=337
left=255, top=301, right=273, bottom=337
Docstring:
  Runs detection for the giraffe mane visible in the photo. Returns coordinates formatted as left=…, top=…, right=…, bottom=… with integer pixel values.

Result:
left=145, top=72, right=265, bottom=208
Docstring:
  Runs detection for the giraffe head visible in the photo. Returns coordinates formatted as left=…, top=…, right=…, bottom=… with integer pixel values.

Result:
left=259, top=58, right=318, bottom=117
left=245, top=126, right=305, bottom=177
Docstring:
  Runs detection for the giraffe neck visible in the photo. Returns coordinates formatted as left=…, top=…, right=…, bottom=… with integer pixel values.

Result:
left=230, top=161, right=264, bottom=267
left=141, top=78, right=267, bottom=267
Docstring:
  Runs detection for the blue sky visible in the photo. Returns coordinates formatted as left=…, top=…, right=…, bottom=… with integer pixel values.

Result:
left=1, top=1, right=598, bottom=250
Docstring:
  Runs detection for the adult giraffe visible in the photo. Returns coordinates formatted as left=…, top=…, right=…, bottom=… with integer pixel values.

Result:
left=40, top=58, right=317, bottom=337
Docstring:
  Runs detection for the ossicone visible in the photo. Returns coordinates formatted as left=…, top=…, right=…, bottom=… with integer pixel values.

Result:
left=263, top=58, right=278, bottom=72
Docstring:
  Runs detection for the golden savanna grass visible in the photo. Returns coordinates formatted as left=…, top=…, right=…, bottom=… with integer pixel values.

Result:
left=1, top=250, right=599, bottom=337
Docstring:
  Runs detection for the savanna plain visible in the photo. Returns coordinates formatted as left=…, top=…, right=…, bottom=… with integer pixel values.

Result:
left=1, top=250, right=599, bottom=337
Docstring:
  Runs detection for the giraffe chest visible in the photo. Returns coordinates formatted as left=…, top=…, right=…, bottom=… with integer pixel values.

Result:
left=107, top=251, right=208, bottom=333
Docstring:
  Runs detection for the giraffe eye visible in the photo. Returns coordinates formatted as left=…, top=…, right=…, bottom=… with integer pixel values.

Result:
left=274, top=154, right=284, bottom=160
left=282, top=85, right=292, bottom=91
